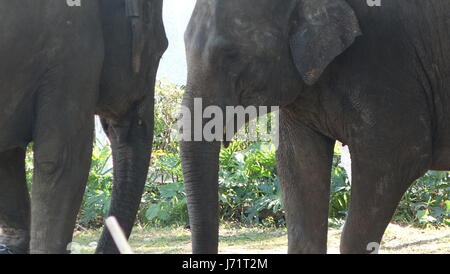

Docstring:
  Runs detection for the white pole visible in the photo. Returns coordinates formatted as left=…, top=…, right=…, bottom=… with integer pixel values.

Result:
left=105, top=216, right=134, bottom=254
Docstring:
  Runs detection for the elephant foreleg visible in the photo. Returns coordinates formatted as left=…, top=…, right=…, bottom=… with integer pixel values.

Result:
left=30, top=118, right=94, bottom=254
left=0, top=147, right=30, bottom=254
left=29, top=59, right=101, bottom=253
left=277, top=111, right=335, bottom=254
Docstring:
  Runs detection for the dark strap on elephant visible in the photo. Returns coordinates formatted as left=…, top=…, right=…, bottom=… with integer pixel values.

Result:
left=125, top=0, right=145, bottom=74
left=0, top=244, right=14, bottom=254
left=125, top=0, right=140, bottom=17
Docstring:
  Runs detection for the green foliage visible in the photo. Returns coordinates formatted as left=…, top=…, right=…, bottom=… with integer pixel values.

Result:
left=142, top=182, right=188, bottom=227
left=218, top=141, right=283, bottom=226
left=395, top=171, right=450, bottom=227
left=79, top=139, right=113, bottom=227
left=153, top=81, right=184, bottom=153
left=139, top=152, right=188, bottom=226
left=329, top=144, right=350, bottom=221
left=138, top=82, right=188, bottom=226
left=329, top=164, right=351, bottom=220
left=25, top=144, right=33, bottom=190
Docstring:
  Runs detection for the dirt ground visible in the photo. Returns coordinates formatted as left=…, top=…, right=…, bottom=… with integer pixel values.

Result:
left=73, top=223, right=450, bottom=254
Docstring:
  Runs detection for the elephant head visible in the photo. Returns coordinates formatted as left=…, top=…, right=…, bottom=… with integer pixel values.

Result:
left=181, top=0, right=361, bottom=253
left=95, top=0, right=168, bottom=254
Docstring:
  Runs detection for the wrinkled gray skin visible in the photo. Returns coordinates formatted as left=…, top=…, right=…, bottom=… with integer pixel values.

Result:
left=182, top=0, right=450, bottom=253
left=0, top=0, right=167, bottom=254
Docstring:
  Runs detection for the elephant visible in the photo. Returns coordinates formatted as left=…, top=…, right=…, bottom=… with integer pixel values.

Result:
left=0, top=0, right=167, bottom=254
left=181, top=0, right=450, bottom=254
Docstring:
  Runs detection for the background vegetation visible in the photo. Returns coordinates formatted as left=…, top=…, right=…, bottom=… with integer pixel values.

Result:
left=26, top=82, right=450, bottom=229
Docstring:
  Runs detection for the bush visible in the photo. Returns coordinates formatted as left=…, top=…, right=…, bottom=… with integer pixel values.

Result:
left=139, top=151, right=187, bottom=227
left=395, top=171, right=450, bottom=226
left=218, top=141, right=283, bottom=226
left=137, top=82, right=188, bottom=226
left=79, top=139, right=113, bottom=227
left=329, top=161, right=351, bottom=220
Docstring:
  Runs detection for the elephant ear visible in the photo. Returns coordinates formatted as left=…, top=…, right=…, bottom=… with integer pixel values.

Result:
left=125, top=0, right=145, bottom=73
left=289, top=0, right=361, bottom=85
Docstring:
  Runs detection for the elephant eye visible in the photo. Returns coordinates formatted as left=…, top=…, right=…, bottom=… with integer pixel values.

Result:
left=137, top=119, right=144, bottom=127
left=218, top=49, right=242, bottom=75
left=223, top=48, right=240, bottom=63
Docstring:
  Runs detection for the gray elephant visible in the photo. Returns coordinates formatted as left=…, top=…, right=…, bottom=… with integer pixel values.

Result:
left=181, top=0, right=450, bottom=253
left=0, top=0, right=167, bottom=254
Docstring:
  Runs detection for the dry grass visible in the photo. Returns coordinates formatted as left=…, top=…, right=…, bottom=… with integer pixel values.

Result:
left=72, top=223, right=450, bottom=254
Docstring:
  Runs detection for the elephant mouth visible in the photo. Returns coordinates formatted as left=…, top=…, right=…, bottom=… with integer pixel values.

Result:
left=222, top=113, right=240, bottom=148
left=100, top=118, right=133, bottom=144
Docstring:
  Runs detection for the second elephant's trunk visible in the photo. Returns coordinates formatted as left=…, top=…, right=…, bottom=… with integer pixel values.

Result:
left=95, top=116, right=153, bottom=254
left=181, top=140, right=221, bottom=254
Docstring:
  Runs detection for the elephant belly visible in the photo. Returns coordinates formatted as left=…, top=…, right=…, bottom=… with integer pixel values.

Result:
left=0, top=1, right=48, bottom=145
left=428, top=72, right=450, bottom=170
left=0, top=104, right=33, bottom=152
left=0, top=69, right=35, bottom=152
left=430, top=148, right=450, bottom=171
left=431, top=109, right=450, bottom=170
left=0, top=46, right=40, bottom=152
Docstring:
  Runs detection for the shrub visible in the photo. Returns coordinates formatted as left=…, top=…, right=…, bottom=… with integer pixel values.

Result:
left=395, top=171, right=450, bottom=227
left=218, top=141, right=283, bottom=226
left=79, top=138, right=113, bottom=227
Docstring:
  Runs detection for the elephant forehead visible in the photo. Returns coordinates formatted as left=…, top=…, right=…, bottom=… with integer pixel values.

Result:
left=225, top=18, right=281, bottom=42
left=207, top=29, right=281, bottom=54
left=208, top=17, right=284, bottom=54
left=211, top=0, right=292, bottom=15
left=213, top=5, right=282, bottom=33
left=194, top=0, right=289, bottom=37
left=186, top=0, right=291, bottom=61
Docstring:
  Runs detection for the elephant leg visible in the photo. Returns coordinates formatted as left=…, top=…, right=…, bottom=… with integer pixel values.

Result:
left=0, top=147, right=30, bottom=254
left=277, top=113, right=335, bottom=254
left=30, top=118, right=94, bottom=254
left=340, top=148, right=429, bottom=254
left=28, top=61, right=100, bottom=253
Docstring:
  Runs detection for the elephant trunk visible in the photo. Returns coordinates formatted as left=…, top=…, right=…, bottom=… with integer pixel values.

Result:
left=179, top=93, right=222, bottom=253
left=95, top=113, right=153, bottom=254
left=181, top=140, right=221, bottom=254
